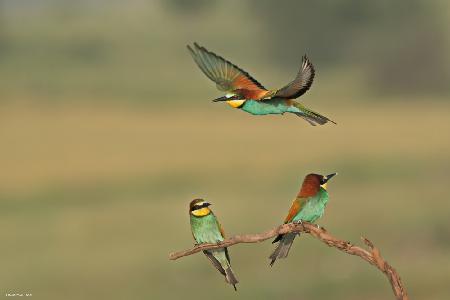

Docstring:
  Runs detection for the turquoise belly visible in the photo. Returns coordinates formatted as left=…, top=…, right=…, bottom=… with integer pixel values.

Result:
left=241, top=99, right=293, bottom=115
left=292, top=188, right=329, bottom=223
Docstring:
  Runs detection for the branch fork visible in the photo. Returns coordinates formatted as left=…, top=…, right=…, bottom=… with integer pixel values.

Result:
left=169, top=222, right=408, bottom=300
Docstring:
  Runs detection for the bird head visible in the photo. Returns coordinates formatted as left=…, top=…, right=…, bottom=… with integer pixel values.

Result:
left=298, top=173, right=337, bottom=197
left=212, top=93, right=246, bottom=109
left=189, top=198, right=212, bottom=217
left=319, top=173, right=337, bottom=190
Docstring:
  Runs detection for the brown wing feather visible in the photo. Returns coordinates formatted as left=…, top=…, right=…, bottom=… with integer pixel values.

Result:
left=218, top=222, right=226, bottom=239
left=187, top=43, right=267, bottom=98
left=272, top=197, right=307, bottom=244
left=274, top=55, right=315, bottom=99
left=283, top=199, right=301, bottom=223
left=283, top=197, right=309, bottom=223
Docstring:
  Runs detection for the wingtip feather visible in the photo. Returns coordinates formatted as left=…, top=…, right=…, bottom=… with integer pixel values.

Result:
left=186, top=44, right=194, bottom=54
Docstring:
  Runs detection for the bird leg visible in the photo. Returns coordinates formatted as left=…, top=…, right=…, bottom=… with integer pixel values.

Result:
left=293, top=220, right=304, bottom=234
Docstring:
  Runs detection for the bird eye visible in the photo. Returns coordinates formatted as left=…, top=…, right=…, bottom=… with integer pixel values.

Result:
left=193, top=204, right=204, bottom=210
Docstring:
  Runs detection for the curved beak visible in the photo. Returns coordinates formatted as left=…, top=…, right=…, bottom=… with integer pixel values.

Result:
left=203, top=202, right=211, bottom=207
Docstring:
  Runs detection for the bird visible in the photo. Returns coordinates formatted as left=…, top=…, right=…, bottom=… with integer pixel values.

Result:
left=187, top=42, right=335, bottom=126
left=269, top=173, right=337, bottom=266
left=189, top=198, right=238, bottom=290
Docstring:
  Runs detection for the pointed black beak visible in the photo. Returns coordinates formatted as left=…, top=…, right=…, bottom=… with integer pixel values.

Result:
left=212, top=96, right=228, bottom=102
left=212, top=95, right=238, bottom=102
left=203, top=202, right=211, bottom=207
left=323, top=173, right=337, bottom=184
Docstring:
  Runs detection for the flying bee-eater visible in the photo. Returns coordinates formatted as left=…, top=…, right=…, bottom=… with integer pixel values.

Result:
left=269, top=173, right=337, bottom=266
left=189, top=198, right=238, bottom=290
left=187, top=43, right=335, bottom=126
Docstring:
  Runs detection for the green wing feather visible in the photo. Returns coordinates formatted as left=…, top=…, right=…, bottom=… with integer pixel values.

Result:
left=187, top=43, right=266, bottom=93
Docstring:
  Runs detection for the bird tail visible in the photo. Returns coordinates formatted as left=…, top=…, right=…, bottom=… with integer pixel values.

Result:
left=292, top=102, right=336, bottom=126
left=269, top=232, right=297, bottom=266
left=225, top=267, right=239, bottom=291
left=203, top=249, right=238, bottom=290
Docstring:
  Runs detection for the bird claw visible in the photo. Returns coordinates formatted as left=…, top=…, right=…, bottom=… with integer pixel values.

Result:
left=294, top=220, right=303, bottom=225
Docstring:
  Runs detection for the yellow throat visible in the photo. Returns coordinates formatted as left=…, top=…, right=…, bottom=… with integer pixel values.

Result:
left=192, top=207, right=211, bottom=217
left=226, top=99, right=245, bottom=108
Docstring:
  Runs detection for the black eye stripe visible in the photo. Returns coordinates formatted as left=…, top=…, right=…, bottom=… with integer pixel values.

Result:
left=190, top=203, right=209, bottom=211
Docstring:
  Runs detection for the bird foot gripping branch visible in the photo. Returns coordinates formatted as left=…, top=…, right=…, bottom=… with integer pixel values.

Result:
left=169, top=222, right=408, bottom=300
left=181, top=41, right=407, bottom=297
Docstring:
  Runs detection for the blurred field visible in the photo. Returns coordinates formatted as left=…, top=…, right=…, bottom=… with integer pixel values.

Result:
left=1, top=101, right=450, bottom=300
left=1, top=1, right=450, bottom=300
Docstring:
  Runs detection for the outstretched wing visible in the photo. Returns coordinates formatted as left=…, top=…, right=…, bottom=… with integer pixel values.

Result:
left=187, top=43, right=268, bottom=99
left=273, top=55, right=315, bottom=99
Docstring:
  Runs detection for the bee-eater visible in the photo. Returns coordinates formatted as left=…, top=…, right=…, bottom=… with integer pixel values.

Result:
left=269, top=173, right=337, bottom=266
left=189, top=199, right=238, bottom=290
left=187, top=43, right=335, bottom=125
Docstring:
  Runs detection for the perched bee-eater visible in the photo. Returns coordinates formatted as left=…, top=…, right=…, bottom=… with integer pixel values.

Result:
left=187, top=43, right=335, bottom=125
left=269, top=173, right=337, bottom=266
left=189, top=198, right=238, bottom=290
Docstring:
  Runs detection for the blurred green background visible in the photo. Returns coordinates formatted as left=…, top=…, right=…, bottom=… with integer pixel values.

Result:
left=1, top=1, right=450, bottom=299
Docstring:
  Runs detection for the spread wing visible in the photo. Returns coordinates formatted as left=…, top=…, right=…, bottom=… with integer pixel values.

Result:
left=273, top=55, right=315, bottom=99
left=187, top=43, right=268, bottom=99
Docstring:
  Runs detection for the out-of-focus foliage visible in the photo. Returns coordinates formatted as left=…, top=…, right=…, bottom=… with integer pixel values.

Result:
left=163, top=0, right=218, bottom=14
left=252, top=0, right=450, bottom=95
left=0, top=0, right=449, bottom=104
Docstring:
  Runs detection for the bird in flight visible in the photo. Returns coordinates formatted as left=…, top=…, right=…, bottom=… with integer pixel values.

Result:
left=189, top=198, right=238, bottom=290
left=269, top=173, right=337, bottom=266
left=187, top=43, right=335, bottom=125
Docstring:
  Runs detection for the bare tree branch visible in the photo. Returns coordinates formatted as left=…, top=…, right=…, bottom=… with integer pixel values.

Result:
left=169, top=222, right=408, bottom=300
